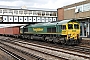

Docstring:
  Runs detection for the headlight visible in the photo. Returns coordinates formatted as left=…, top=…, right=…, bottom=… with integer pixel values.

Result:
left=68, top=34, right=71, bottom=37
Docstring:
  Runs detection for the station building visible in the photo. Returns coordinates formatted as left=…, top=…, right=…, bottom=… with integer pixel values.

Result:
left=0, top=5, right=57, bottom=23
left=57, top=0, right=90, bottom=38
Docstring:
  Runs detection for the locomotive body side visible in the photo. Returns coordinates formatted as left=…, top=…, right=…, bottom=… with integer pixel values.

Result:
left=21, top=19, right=81, bottom=45
left=24, top=23, right=60, bottom=34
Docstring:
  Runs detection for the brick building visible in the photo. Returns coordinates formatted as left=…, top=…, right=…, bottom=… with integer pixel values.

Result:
left=57, top=0, right=90, bottom=37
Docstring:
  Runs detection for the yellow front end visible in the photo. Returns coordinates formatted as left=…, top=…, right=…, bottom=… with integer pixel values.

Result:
left=61, top=22, right=80, bottom=45
left=67, top=22, right=80, bottom=40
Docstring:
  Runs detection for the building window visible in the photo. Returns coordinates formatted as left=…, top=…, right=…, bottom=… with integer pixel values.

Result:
left=19, top=10, right=23, bottom=14
left=10, top=18, right=11, bottom=20
left=15, top=18, right=17, bottom=20
left=5, top=18, right=6, bottom=20
left=3, top=9, right=7, bottom=14
left=33, top=11, right=37, bottom=15
left=14, top=10, right=18, bottom=14
left=75, top=3, right=90, bottom=13
left=83, top=3, right=90, bottom=12
left=28, top=11, right=32, bottom=14
left=52, top=12, right=56, bottom=16
left=37, top=11, right=41, bottom=16
left=50, top=12, right=53, bottom=16
left=46, top=12, right=49, bottom=16
left=0, top=10, right=2, bottom=13
left=8, top=10, right=13, bottom=14
left=76, top=5, right=83, bottom=12
left=24, top=10, right=27, bottom=14
left=42, top=12, right=45, bottom=16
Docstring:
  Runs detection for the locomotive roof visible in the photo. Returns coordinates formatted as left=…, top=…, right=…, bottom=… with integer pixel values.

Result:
left=28, top=19, right=77, bottom=27
left=0, top=24, right=27, bottom=28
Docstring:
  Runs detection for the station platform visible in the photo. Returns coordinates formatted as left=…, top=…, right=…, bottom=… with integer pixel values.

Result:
left=82, top=38, right=90, bottom=40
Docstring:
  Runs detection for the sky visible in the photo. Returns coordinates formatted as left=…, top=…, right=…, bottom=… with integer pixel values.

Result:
left=0, top=0, right=85, bottom=9
left=0, top=0, right=85, bottom=27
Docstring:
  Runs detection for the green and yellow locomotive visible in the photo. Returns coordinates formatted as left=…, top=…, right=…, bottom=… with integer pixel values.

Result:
left=20, top=19, right=81, bottom=45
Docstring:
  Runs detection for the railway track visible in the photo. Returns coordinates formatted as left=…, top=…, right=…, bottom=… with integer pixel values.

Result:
left=0, top=38, right=46, bottom=60
left=0, top=37, right=66, bottom=60
left=0, top=45, right=26, bottom=60
left=0, top=36, right=90, bottom=60
left=7, top=39, right=90, bottom=55
left=5, top=37, right=90, bottom=55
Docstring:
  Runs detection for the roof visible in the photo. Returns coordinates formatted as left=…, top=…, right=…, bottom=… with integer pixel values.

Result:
left=28, top=19, right=73, bottom=27
left=63, top=0, right=90, bottom=9
left=0, top=24, right=27, bottom=28
left=20, top=24, right=30, bottom=28
left=0, top=5, right=57, bottom=11
left=57, top=20, right=71, bottom=25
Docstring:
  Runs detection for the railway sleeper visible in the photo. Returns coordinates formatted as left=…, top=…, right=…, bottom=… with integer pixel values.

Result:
left=0, top=41, right=46, bottom=60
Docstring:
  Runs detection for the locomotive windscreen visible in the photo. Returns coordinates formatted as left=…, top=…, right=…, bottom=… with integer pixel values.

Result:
left=74, top=24, right=79, bottom=29
left=68, top=24, right=73, bottom=29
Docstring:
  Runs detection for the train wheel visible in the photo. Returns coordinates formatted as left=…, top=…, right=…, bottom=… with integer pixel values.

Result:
left=52, top=37, right=55, bottom=43
left=63, top=37, right=67, bottom=45
left=66, top=40, right=72, bottom=45
left=53, top=40, right=57, bottom=44
left=60, top=40, right=66, bottom=45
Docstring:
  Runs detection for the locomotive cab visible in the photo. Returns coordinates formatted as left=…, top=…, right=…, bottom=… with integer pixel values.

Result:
left=67, top=23, right=80, bottom=39
left=57, top=20, right=81, bottom=45
left=66, top=22, right=80, bottom=45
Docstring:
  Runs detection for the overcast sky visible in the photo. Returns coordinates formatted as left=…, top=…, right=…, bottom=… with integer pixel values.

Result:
left=0, top=0, right=85, bottom=27
left=0, top=0, right=85, bottom=9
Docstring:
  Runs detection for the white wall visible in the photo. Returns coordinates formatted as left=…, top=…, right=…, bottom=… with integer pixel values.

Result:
left=2, top=16, right=57, bottom=22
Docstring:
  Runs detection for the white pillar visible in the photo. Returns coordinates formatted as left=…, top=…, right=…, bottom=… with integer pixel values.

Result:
left=2, top=9, right=3, bottom=14
left=89, top=22, right=90, bottom=37
left=13, top=10, right=14, bottom=15
left=82, top=23, right=84, bottom=36
left=88, top=19, right=89, bottom=35
left=18, top=10, right=19, bottom=14
left=88, top=19, right=90, bottom=37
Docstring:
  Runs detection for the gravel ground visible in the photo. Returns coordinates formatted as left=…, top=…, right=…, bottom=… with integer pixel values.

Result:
left=0, top=49, right=15, bottom=60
